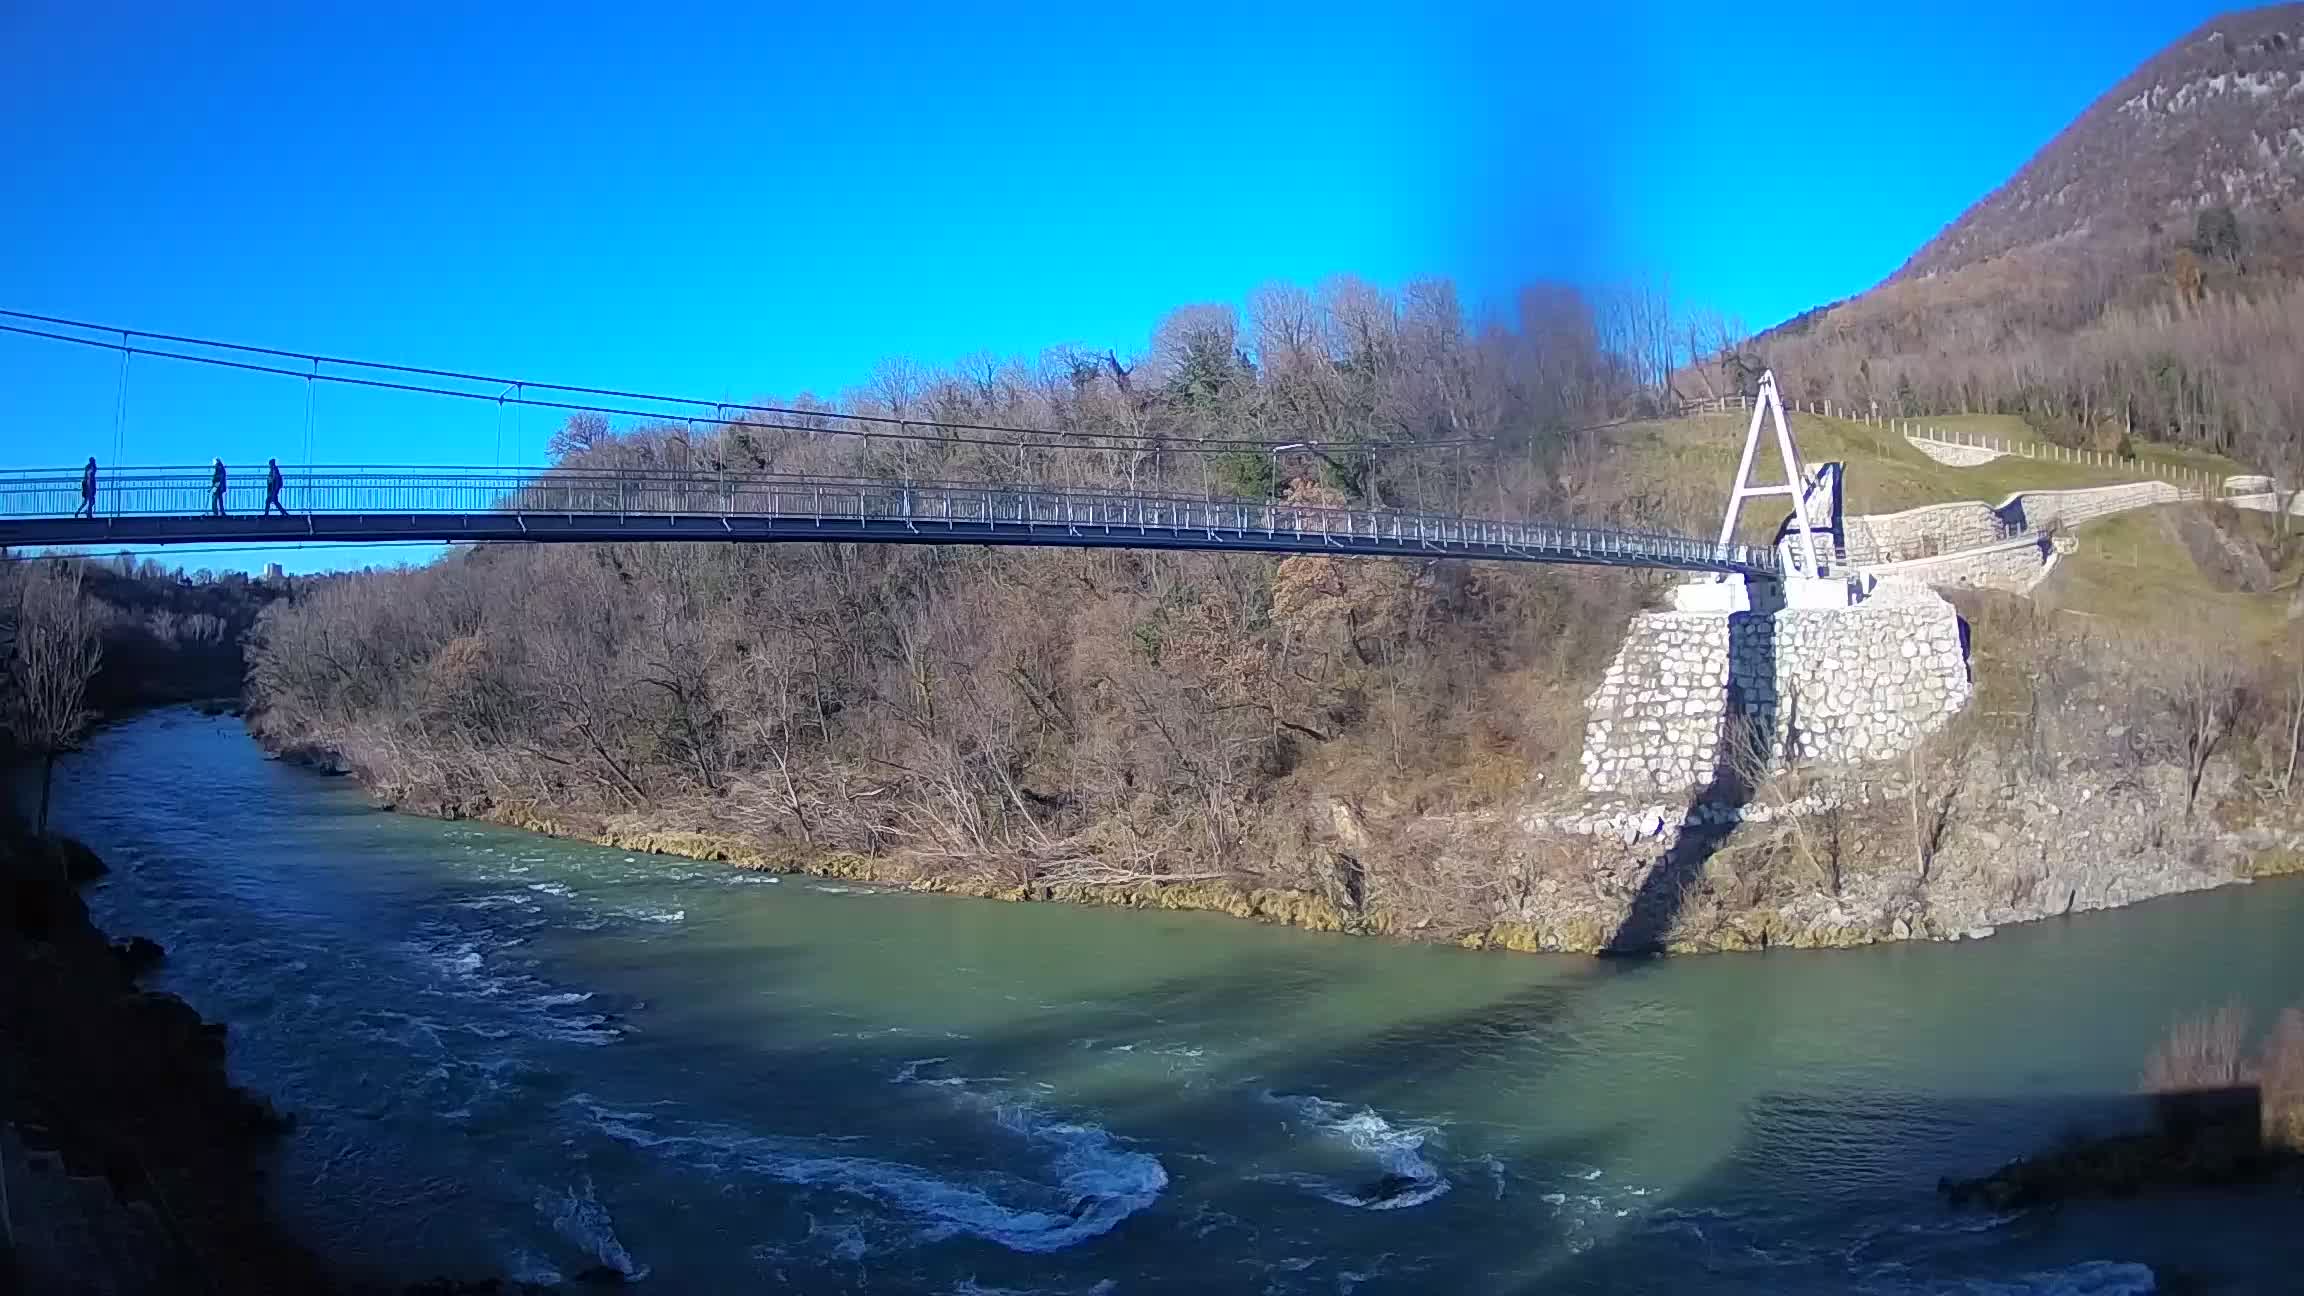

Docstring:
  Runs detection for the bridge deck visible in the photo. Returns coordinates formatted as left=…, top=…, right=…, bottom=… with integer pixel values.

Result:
left=0, top=467, right=1778, bottom=576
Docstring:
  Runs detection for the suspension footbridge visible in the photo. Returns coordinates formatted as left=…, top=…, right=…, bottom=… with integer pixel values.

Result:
left=0, top=310, right=1801, bottom=578
left=0, top=466, right=1779, bottom=575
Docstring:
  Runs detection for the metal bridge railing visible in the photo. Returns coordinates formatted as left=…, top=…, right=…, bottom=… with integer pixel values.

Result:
left=0, top=465, right=1780, bottom=576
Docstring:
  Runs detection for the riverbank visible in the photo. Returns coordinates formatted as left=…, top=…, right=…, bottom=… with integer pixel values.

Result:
left=57, top=706, right=2304, bottom=1293
left=270, top=720, right=2296, bottom=957
left=0, top=820, right=581, bottom=1295
left=0, top=826, right=335, bottom=1292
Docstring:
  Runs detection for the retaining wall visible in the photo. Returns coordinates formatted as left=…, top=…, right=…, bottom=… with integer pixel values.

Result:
left=1842, top=481, right=2190, bottom=567
left=1859, top=533, right=2063, bottom=594
left=2224, top=491, right=2296, bottom=518
left=1579, top=582, right=1971, bottom=794
left=1843, top=502, right=2005, bottom=561
left=2002, top=481, right=2186, bottom=530
left=1902, top=432, right=2218, bottom=494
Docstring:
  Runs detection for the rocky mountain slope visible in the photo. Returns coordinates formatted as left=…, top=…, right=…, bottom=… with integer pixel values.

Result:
left=1897, top=4, right=2304, bottom=282
left=1723, top=6, right=2304, bottom=465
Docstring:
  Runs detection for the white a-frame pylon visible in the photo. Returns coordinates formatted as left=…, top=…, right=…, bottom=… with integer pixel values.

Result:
left=1715, top=370, right=1822, bottom=579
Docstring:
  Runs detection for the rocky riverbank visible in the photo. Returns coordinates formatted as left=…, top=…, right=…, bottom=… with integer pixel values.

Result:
left=1941, top=1120, right=2301, bottom=1212
left=1, top=826, right=335, bottom=1292
left=0, top=824, right=577, bottom=1295
left=1475, top=742, right=2294, bottom=953
left=268, top=718, right=2298, bottom=958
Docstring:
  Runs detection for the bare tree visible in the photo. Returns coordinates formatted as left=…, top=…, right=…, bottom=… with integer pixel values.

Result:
left=2166, top=642, right=2248, bottom=816
left=2281, top=628, right=2304, bottom=799
left=1719, top=706, right=1840, bottom=898
left=235, top=272, right=1685, bottom=901
left=2141, top=1002, right=2248, bottom=1096
left=5, top=561, right=105, bottom=833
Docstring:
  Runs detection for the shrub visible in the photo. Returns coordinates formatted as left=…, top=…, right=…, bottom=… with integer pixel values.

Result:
left=2141, top=1000, right=2304, bottom=1150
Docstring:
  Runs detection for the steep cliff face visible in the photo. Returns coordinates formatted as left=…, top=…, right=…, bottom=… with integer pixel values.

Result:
left=1897, top=5, right=2304, bottom=282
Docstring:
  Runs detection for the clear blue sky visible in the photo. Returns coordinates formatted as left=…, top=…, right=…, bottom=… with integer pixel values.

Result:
left=0, top=0, right=2241, bottom=570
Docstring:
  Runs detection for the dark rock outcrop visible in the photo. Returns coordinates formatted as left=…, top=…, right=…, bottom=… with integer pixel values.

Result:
left=112, top=933, right=167, bottom=976
left=53, top=833, right=107, bottom=881
left=1942, top=1088, right=2300, bottom=1209
left=5, top=826, right=563, bottom=1295
left=2, top=829, right=329, bottom=1292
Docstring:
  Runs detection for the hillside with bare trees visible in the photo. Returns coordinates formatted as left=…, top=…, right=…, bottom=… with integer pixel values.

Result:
left=1901, top=5, right=2304, bottom=283
left=240, top=268, right=2304, bottom=953
left=247, top=278, right=1688, bottom=925
left=1705, top=5, right=2304, bottom=484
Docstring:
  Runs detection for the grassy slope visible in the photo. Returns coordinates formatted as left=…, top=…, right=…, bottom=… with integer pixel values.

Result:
left=1601, top=411, right=2279, bottom=632
left=1612, top=412, right=2240, bottom=530
left=2047, top=506, right=2302, bottom=640
left=1895, top=412, right=2246, bottom=479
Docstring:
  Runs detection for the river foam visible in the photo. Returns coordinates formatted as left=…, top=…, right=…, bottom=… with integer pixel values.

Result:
left=395, top=919, right=621, bottom=1046
left=1258, top=1092, right=1452, bottom=1210
left=536, top=1175, right=650, bottom=1282
left=574, top=1084, right=1167, bottom=1256
left=68, top=707, right=2295, bottom=1293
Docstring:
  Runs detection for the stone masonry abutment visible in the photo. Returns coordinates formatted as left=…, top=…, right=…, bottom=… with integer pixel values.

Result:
left=1578, top=580, right=1970, bottom=793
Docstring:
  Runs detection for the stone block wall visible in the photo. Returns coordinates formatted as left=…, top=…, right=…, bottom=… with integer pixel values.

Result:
left=1579, top=582, right=1971, bottom=794
left=1860, top=533, right=2055, bottom=594
left=2004, top=481, right=2184, bottom=530
left=1841, top=481, right=2186, bottom=567
left=1842, top=502, right=2006, bottom=563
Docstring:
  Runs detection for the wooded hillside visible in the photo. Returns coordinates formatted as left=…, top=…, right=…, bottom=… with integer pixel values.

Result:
left=248, top=278, right=1676, bottom=904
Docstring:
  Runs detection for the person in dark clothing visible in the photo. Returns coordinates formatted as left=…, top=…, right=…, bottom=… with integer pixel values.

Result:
left=76, top=457, right=96, bottom=518
left=263, top=458, right=289, bottom=516
left=211, top=458, right=228, bottom=516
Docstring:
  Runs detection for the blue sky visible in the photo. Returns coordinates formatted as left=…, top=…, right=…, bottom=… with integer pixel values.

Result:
left=0, top=0, right=2239, bottom=570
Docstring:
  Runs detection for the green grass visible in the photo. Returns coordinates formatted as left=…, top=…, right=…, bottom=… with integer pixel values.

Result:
left=1891, top=412, right=2248, bottom=481
left=1892, top=413, right=2040, bottom=444
left=2041, top=506, right=2290, bottom=641
left=1607, top=412, right=2196, bottom=543
left=1602, top=410, right=2283, bottom=632
left=2128, top=440, right=2253, bottom=479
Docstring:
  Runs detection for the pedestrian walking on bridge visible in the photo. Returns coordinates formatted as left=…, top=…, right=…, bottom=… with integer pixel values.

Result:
left=76, top=457, right=96, bottom=518
left=211, top=458, right=227, bottom=515
left=264, top=458, right=290, bottom=516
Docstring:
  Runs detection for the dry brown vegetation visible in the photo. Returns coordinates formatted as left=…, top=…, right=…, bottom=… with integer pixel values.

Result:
left=2, top=554, right=285, bottom=831
left=1751, top=268, right=2304, bottom=482
left=2, top=561, right=103, bottom=831
left=250, top=278, right=1684, bottom=906
left=239, top=254, right=2304, bottom=944
left=1944, top=992, right=2304, bottom=1210
left=2144, top=1002, right=2304, bottom=1152
left=1943, top=584, right=2303, bottom=796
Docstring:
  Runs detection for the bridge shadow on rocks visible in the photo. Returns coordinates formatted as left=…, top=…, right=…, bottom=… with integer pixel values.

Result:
left=1603, top=583, right=1784, bottom=956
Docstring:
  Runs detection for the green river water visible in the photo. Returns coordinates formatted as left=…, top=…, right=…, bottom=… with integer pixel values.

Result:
left=44, top=707, right=2304, bottom=1293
